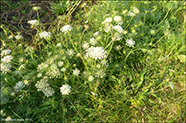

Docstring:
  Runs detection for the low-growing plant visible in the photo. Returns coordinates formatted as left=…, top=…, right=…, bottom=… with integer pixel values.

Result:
left=1, top=1, right=185, bottom=122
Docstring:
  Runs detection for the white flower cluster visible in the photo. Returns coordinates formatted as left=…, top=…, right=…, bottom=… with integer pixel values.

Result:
left=86, top=46, right=107, bottom=60
left=114, top=16, right=123, bottom=25
left=1, top=49, right=11, bottom=56
left=60, top=25, right=73, bottom=34
left=60, top=84, right=71, bottom=95
left=35, top=77, right=49, bottom=91
left=102, top=17, right=113, bottom=24
left=58, top=61, right=64, bottom=67
left=112, top=33, right=123, bottom=41
left=1, top=55, right=13, bottom=63
left=73, top=68, right=80, bottom=76
left=39, top=31, right=51, bottom=39
left=103, top=23, right=113, bottom=33
left=82, top=42, right=89, bottom=49
left=131, top=7, right=140, bottom=14
left=1, top=50, right=13, bottom=73
left=1, top=63, right=12, bottom=73
left=101, top=16, right=125, bottom=41
left=112, top=25, right=124, bottom=34
left=28, top=19, right=39, bottom=25
left=46, top=64, right=60, bottom=78
left=127, top=12, right=135, bottom=17
left=90, top=38, right=97, bottom=45
left=14, top=81, right=25, bottom=92
left=126, top=38, right=135, bottom=47
left=67, top=49, right=75, bottom=56
left=42, top=86, right=55, bottom=97
left=37, top=63, right=48, bottom=72
left=127, top=7, right=140, bottom=17
left=28, top=20, right=39, bottom=27
left=35, top=77, right=54, bottom=97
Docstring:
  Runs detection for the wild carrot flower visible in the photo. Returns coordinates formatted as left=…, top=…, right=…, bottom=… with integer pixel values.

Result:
left=73, top=68, right=80, bottom=76
left=112, top=33, right=123, bottom=41
left=60, top=25, right=73, bottom=34
left=37, top=63, right=48, bottom=72
left=35, top=78, right=49, bottom=91
left=1, top=55, right=13, bottom=63
left=86, top=46, right=107, bottom=60
left=114, top=16, right=123, bottom=25
left=112, top=25, right=124, bottom=33
left=1, top=49, right=11, bottom=56
left=37, top=73, right=42, bottom=78
left=42, top=86, right=55, bottom=97
left=102, top=17, right=112, bottom=24
left=131, top=6, right=140, bottom=14
left=14, top=81, right=25, bottom=92
left=90, top=38, right=97, bottom=45
left=126, top=38, right=135, bottom=47
left=82, top=42, right=89, bottom=49
left=88, top=76, right=94, bottom=81
left=103, top=23, right=113, bottom=33
left=46, top=64, right=60, bottom=78
left=61, top=67, right=66, bottom=72
left=39, top=31, right=51, bottom=39
left=28, top=20, right=39, bottom=26
left=58, top=61, right=64, bottom=67
left=1, top=63, right=12, bottom=73
left=127, top=12, right=135, bottom=16
left=67, top=49, right=75, bottom=56
left=60, top=84, right=71, bottom=95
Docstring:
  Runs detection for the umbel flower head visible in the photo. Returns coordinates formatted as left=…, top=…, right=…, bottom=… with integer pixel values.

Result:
left=1, top=55, right=13, bottom=63
left=42, top=86, right=55, bottom=97
left=28, top=20, right=39, bottom=27
left=60, top=25, right=73, bottom=34
left=14, top=81, right=25, bottom=92
left=86, top=46, right=107, bottom=60
left=73, top=68, right=80, bottom=76
left=35, top=78, right=49, bottom=91
left=1, top=63, right=12, bottom=73
left=102, top=17, right=112, bottom=24
left=39, top=31, right=51, bottom=39
left=114, top=15, right=123, bottom=25
left=1, top=49, right=11, bottom=56
left=112, top=25, right=124, bottom=34
left=60, top=84, right=71, bottom=95
left=126, top=38, right=135, bottom=47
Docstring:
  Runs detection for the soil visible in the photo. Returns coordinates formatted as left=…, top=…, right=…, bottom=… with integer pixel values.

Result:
left=1, top=0, right=98, bottom=44
left=1, top=0, right=58, bottom=42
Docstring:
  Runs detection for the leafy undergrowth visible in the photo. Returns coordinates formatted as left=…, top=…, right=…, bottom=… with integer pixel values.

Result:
left=1, top=1, right=186, bottom=122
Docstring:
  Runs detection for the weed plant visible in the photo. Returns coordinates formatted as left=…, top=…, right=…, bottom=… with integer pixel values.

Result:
left=1, top=1, right=186, bottom=122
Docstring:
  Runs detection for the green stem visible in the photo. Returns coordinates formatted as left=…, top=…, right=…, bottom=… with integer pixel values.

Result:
left=66, top=97, right=83, bottom=118
left=125, top=49, right=143, bottom=62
